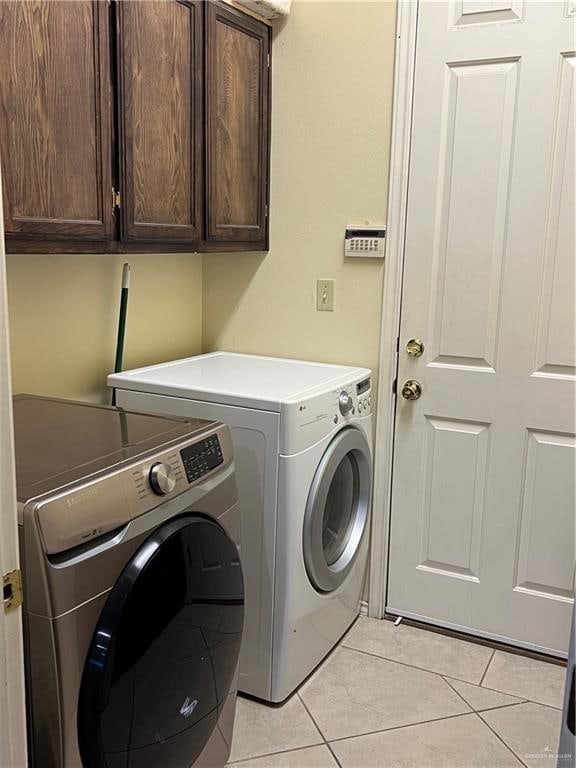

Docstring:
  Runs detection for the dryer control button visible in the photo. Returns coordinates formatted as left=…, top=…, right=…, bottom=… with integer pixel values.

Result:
left=149, top=462, right=177, bottom=496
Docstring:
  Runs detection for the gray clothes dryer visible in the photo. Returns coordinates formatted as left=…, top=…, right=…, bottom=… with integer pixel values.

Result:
left=13, top=395, right=243, bottom=768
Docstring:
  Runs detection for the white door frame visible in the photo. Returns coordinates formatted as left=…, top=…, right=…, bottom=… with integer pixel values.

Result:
left=0, top=161, right=28, bottom=763
left=368, top=0, right=419, bottom=619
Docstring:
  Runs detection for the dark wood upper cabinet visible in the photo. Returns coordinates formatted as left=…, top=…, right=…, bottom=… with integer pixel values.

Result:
left=0, top=0, right=113, bottom=244
left=205, top=2, right=270, bottom=249
left=0, top=0, right=271, bottom=254
left=117, top=0, right=203, bottom=244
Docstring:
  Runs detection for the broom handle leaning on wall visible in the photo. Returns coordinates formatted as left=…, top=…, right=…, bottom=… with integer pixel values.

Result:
left=111, top=263, right=131, bottom=407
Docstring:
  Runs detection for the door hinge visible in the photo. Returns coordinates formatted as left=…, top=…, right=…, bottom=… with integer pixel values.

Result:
left=267, top=53, right=270, bottom=68
left=112, top=187, right=121, bottom=211
left=392, top=378, right=397, bottom=395
left=3, top=569, right=23, bottom=614
left=265, top=203, right=268, bottom=218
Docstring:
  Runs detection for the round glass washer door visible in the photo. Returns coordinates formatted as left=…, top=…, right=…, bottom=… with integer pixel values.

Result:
left=303, top=428, right=372, bottom=593
left=78, top=515, right=243, bottom=768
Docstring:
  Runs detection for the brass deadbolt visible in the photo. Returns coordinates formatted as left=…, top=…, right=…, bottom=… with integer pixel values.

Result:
left=406, top=338, right=424, bottom=357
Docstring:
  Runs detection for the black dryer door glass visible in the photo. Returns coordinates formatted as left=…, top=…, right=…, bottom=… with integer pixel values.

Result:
left=78, top=515, right=244, bottom=768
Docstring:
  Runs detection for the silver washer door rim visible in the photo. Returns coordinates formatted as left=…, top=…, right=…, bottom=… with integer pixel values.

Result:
left=303, top=427, right=372, bottom=593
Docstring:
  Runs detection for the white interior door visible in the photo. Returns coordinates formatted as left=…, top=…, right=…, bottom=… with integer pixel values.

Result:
left=387, top=0, right=575, bottom=656
left=0, top=163, right=28, bottom=763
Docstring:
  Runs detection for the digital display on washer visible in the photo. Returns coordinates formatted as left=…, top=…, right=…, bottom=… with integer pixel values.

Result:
left=180, top=435, right=223, bottom=483
left=356, top=378, right=371, bottom=396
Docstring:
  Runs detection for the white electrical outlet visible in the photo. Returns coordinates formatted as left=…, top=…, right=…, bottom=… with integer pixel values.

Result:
left=345, top=227, right=386, bottom=258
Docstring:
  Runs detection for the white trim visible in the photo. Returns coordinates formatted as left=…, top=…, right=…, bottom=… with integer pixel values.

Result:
left=0, top=156, right=28, bottom=766
left=368, top=1, right=419, bottom=619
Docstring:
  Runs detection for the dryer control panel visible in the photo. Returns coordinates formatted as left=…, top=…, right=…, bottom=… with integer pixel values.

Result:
left=332, top=379, right=372, bottom=422
left=280, top=373, right=373, bottom=455
left=32, top=424, right=234, bottom=555
left=355, top=377, right=372, bottom=415
left=180, top=434, right=224, bottom=484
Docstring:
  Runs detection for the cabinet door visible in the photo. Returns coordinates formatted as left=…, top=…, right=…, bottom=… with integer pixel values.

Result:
left=0, top=1, right=113, bottom=244
left=117, top=0, right=203, bottom=244
left=205, top=1, right=270, bottom=249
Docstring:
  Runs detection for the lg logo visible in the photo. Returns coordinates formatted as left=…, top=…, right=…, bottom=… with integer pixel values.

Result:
left=179, top=697, right=198, bottom=718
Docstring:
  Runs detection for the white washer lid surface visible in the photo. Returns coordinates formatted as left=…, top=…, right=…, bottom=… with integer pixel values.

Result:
left=109, top=352, right=371, bottom=412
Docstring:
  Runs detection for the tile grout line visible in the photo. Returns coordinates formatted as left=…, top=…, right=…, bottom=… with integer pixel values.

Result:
left=476, top=709, right=531, bottom=768
left=231, top=703, right=537, bottom=763
left=441, top=675, right=529, bottom=715
left=231, top=678, right=528, bottom=765
left=227, top=741, right=329, bottom=766
left=441, top=674, right=480, bottom=712
left=479, top=649, right=496, bottom=686
left=324, top=742, right=344, bottom=768
left=296, top=692, right=344, bottom=768
left=341, top=642, right=563, bottom=711
left=474, top=701, right=528, bottom=714
left=326, top=710, right=479, bottom=746
left=441, top=671, right=563, bottom=711
left=229, top=688, right=533, bottom=764
left=340, top=641, right=490, bottom=685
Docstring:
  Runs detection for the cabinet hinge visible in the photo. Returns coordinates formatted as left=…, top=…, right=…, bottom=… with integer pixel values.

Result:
left=267, top=53, right=270, bottom=68
left=265, top=203, right=268, bottom=218
left=112, top=187, right=121, bottom=211
left=3, top=569, right=23, bottom=614
left=392, top=378, right=397, bottom=395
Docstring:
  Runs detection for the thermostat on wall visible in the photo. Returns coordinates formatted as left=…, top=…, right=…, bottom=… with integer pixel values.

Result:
left=345, top=227, right=386, bottom=258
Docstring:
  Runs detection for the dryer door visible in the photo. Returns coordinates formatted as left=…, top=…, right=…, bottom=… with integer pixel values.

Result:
left=78, top=515, right=243, bottom=768
left=303, top=428, right=371, bottom=593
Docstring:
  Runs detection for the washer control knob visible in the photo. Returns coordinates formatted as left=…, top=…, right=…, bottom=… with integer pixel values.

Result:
left=149, top=462, right=176, bottom=496
left=339, top=390, right=354, bottom=416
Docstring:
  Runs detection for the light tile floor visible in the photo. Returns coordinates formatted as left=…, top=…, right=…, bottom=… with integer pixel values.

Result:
left=227, top=617, right=567, bottom=768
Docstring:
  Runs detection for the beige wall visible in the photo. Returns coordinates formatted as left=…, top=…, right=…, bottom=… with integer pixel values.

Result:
left=203, top=0, right=397, bottom=387
left=6, top=254, right=202, bottom=403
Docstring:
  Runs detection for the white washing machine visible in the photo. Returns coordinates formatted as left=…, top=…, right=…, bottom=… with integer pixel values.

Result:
left=110, top=352, right=373, bottom=702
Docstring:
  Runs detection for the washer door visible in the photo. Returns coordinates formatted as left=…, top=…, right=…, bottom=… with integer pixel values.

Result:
left=78, top=515, right=243, bottom=768
left=303, top=428, right=371, bottom=593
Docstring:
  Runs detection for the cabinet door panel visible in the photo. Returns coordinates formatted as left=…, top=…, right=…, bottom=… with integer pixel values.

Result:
left=118, top=0, right=202, bottom=243
left=205, top=2, right=270, bottom=247
left=0, top=1, right=113, bottom=241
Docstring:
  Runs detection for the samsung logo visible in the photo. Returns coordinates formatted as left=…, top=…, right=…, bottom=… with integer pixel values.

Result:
left=66, top=486, right=98, bottom=508
left=179, top=697, right=198, bottom=718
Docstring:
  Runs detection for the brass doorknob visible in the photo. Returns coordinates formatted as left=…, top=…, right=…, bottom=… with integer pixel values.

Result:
left=406, top=338, right=424, bottom=357
left=401, top=380, right=422, bottom=400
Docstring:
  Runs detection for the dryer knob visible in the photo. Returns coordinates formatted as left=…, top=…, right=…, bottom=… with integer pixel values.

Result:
left=149, top=462, right=176, bottom=495
left=339, top=390, right=353, bottom=416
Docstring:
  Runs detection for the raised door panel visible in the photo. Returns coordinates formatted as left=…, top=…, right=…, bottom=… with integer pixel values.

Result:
left=429, top=58, right=519, bottom=372
left=417, top=417, right=490, bottom=582
left=514, top=430, right=575, bottom=601
left=205, top=1, right=270, bottom=248
left=0, top=1, right=113, bottom=243
left=117, top=0, right=203, bottom=243
left=533, top=54, right=575, bottom=380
